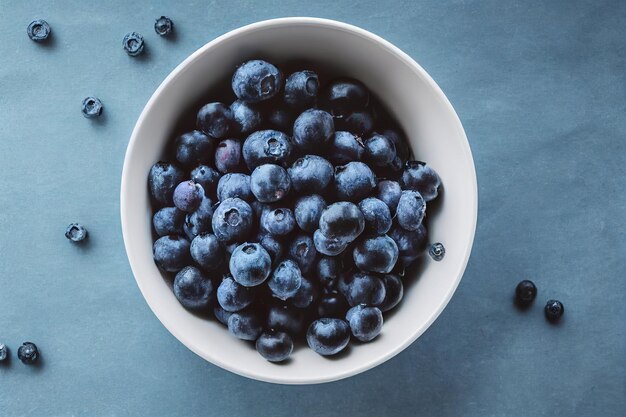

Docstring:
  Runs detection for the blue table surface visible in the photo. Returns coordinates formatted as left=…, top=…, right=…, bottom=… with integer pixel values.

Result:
left=1, top=1, right=624, bottom=416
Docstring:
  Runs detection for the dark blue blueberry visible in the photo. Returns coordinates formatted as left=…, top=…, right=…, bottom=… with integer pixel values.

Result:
left=217, top=173, right=252, bottom=202
left=379, top=274, right=403, bottom=312
left=148, top=161, right=185, bottom=206
left=315, top=256, right=341, bottom=289
left=232, top=60, right=282, bottom=103
left=284, top=70, right=319, bottom=109
left=256, top=331, right=293, bottom=362
left=229, top=243, right=272, bottom=287
left=544, top=300, right=564, bottom=322
left=265, top=108, right=293, bottom=133
left=375, top=180, right=402, bottom=213
left=321, top=78, right=369, bottom=118
left=173, top=266, right=213, bottom=310
left=313, top=229, right=349, bottom=256
left=217, top=276, right=255, bottom=312
left=429, top=242, right=446, bottom=261
left=211, top=198, right=254, bottom=243
left=288, top=234, right=317, bottom=273
left=242, top=130, right=292, bottom=170
left=257, top=233, right=283, bottom=266
left=388, top=223, right=428, bottom=267
left=335, top=109, right=374, bottom=137
left=334, top=161, right=376, bottom=202
left=261, top=208, right=295, bottom=236
left=184, top=196, right=214, bottom=239
left=268, top=259, right=302, bottom=300
left=0, top=344, right=7, bottom=362
left=401, top=161, right=442, bottom=202
left=81, top=97, right=103, bottom=118
left=317, top=290, right=349, bottom=318
left=306, top=318, right=350, bottom=356
left=515, top=280, right=537, bottom=306
left=154, top=16, right=173, bottom=36
left=358, top=197, right=392, bottom=235
left=213, top=304, right=233, bottom=326
left=190, top=233, right=223, bottom=271
left=343, top=272, right=386, bottom=307
left=17, top=342, right=39, bottom=365
left=292, top=109, right=334, bottom=152
left=65, top=223, right=88, bottom=242
left=364, top=133, right=396, bottom=166
left=196, top=102, right=233, bottom=138
left=153, top=207, right=185, bottom=236
left=292, top=277, right=318, bottom=309
left=396, top=190, right=426, bottom=231
left=353, top=235, right=398, bottom=274
left=294, top=194, right=326, bottom=233
left=346, top=305, right=383, bottom=342
left=328, top=131, right=365, bottom=165
left=228, top=309, right=263, bottom=340
left=288, top=155, right=333, bottom=193
left=319, top=201, right=365, bottom=242
left=175, top=130, right=214, bottom=167
left=383, top=129, right=410, bottom=163
left=214, top=139, right=242, bottom=173
left=173, top=180, right=204, bottom=212
left=267, top=304, right=304, bottom=334
left=230, top=100, right=262, bottom=134
left=190, top=165, right=220, bottom=197
left=152, top=235, right=191, bottom=272
left=122, top=32, right=144, bottom=56
left=27, top=20, right=51, bottom=42
left=250, top=164, right=291, bottom=203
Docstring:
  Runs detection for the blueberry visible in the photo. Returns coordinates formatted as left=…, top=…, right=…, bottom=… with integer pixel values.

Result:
left=396, top=190, right=426, bottom=231
left=267, top=304, right=304, bottom=335
left=242, top=130, right=292, bottom=170
left=230, top=100, right=262, bottom=134
left=544, top=299, right=564, bottom=322
left=256, top=331, right=294, bottom=362
left=122, top=32, right=144, bottom=56
left=364, top=133, right=396, bottom=166
left=81, top=97, right=103, bottom=119
left=213, top=139, right=241, bottom=173
left=153, top=207, right=185, bottom=236
left=17, top=342, right=39, bottom=364
left=173, top=180, right=204, bottom=212
left=313, top=229, right=349, bottom=256
left=294, top=194, right=326, bottom=233
left=319, top=201, right=365, bottom=242
left=358, top=197, right=392, bottom=235
left=353, top=235, right=398, bottom=274
left=184, top=196, right=214, bottom=239
left=217, top=276, right=255, bottom=312
left=306, top=318, right=350, bottom=356
left=346, top=305, right=383, bottom=342
left=429, top=242, right=446, bottom=261
left=213, top=304, right=233, bottom=326
left=317, top=290, right=349, bottom=318
left=65, top=223, right=88, bottom=242
left=217, top=173, right=252, bottom=202
left=388, top=223, right=428, bottom=267
left=152, top=235, right=191, bottom=272
left=190, top=165, right=220, bottom=197
left=383, top=129, right=410, bottom=163
left=288, top=155, right=333, bottom=194
left=315, top=256, right=341, bottom=289
left=196, top=102, right=233, bottom=139
left=211, top=198, right=254, bottom=243
left=228, top=309, right=263, bottom=340
left=148, top=161, right=185, bottom=206
left=379, top=274, right=403, bottom=312
left=328, top=131, right=365, bottom=165
left=229, top=243, right=272, bottom=287
left=343, top=272, right=386, bottom=307
left=284, top=70, right=319, bottom=109
left=190, top=233, right=223, bottom=271
left=173, top=266, right=213, bottom=310
left=261, top=208, right=295, bottom=236
left=401, top=161, right=442, bottom=202
left=0, top=343, right=8, bottom=361
left=154, top=16, right=173, bottom=36
left=292, top=277, right=318, bottom=309
left=321, top=78, right=369, bottom=118
left=27, top=19, right=51, bottom=42
left=515, top=280, right=537, bottom=306
left=334, top=162, right=376, bottom=202
left=288, top=234, right=317, bottom=273
left=250, top=164, right=291, bottom=203
left=265, top=108, right=293, bottom=133
left=268, top=259, right=302, bottom=300
left=375, top=180, right=402, bottom=213
left=232, top=60, right=282, bottom=103
left=175, top=130, right=214, bottom=167
left=335, top=110, right=374, bottom=137
left=292, top=109, right=334, bottom=152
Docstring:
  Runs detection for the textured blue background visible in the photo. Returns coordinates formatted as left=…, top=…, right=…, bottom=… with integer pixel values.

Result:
left=0, top=1, right=624, bottom=416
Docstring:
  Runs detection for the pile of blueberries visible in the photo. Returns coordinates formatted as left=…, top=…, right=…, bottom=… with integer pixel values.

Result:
left=148, top=59, right=442, bottom=362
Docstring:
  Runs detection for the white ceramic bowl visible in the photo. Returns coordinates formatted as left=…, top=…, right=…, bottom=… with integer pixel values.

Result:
left=121, top=17, right=477, bottom=384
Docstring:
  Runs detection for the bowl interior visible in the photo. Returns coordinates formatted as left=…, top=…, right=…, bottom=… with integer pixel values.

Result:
left=121, top=18, right=476, bottom=384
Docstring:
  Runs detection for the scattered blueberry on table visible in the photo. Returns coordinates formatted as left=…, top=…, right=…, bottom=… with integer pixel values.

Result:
left=544, top=299, right=564, bottom=322
left=81, top=97, right=103, bottom=118
left=0, top=344, right=8, bottom=362
left=154, top=16, right=174, bottom=36
left=27, top=19, right=51, bottom=42
left=17, top=342, right=39, bottom=365
left=122, top=32, right=145, bottom=56
left=515, top=279, right=537, bottom=306
left=65, top=223, right=88, bottom=243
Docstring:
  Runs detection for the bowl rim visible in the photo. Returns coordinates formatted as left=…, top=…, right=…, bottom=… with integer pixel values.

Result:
left=120, top=16, right=478, bottom=385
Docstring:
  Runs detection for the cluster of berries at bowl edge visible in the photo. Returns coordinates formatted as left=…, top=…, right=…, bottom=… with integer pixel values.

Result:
left=148, top=59, right=443, bottom=362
